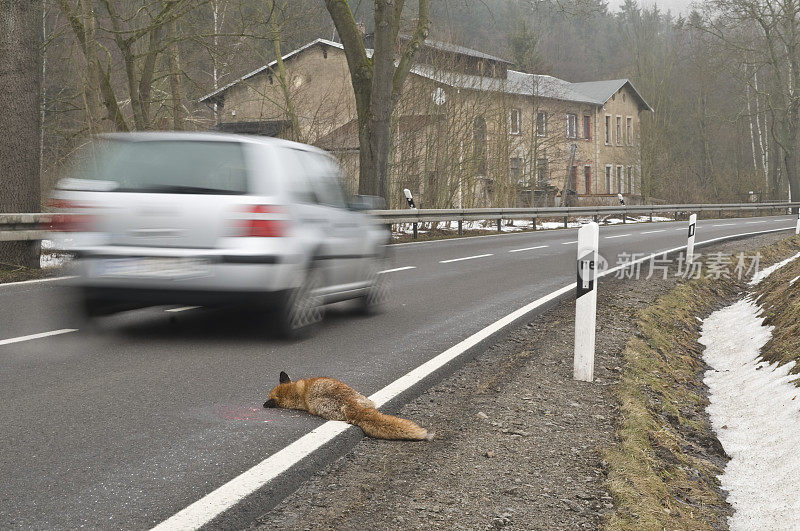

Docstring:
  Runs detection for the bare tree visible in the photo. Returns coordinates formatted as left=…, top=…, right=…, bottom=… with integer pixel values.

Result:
left=0, top=0, right=43, bottom=268
left=324, top=0, right=431, bottom=199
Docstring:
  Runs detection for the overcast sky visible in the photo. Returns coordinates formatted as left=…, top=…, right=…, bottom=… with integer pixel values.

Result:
left=606, top=0, right=695, bottom=15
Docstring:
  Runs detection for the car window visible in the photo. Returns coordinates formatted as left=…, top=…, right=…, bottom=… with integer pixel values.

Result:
left=65, top=140, right=251, bottom=194
left=282, top=148, right=318, bottom=204
left=298, top=152, right=346, bottom=208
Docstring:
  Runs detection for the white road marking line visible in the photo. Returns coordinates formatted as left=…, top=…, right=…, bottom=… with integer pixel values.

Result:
left=561, top=240, right=578, bottom=245
left=713, top=223, right=735, bottom=227
left=439, top=253, right=493, bottom=264
left=0, top=328, right=77, bottom=346
left=640, top=229, right=665, bottom=234
left=0, top=275, right=75, bottom=288
left=378, top=266, right=417, bottom=274
left=674, top=228, right=686, bottom=231
left=604, top=234, right=630, bottom=239
left=165, top=306, right=200, bottom=313
left=151, top=223, right=796, bottom=531
left=746, top=220, right=767, bottom=224
left=509, top=245, right=548, bottom=253
left=790, top=275, right=800, bottom=286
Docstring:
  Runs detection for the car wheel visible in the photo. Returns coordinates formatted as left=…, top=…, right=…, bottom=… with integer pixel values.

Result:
left=356, top=256, right=390, bottom=315
left=276, top=265, right=324, bottom=339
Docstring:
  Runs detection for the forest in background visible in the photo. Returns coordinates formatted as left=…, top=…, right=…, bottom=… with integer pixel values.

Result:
left=39, top=0, right=793, bottom=203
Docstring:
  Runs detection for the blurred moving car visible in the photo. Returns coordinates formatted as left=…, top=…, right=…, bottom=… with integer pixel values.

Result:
left=50, top=133, right=391, bottom=337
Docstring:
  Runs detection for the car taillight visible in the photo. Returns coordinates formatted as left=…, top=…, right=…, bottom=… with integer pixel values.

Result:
left=232, top=205, right=285, bottom=237
left=47, top=199, right=95, bottom=232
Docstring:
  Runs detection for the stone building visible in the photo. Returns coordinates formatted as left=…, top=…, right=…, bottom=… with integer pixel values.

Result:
left=199, top=37, right=652, bottom=208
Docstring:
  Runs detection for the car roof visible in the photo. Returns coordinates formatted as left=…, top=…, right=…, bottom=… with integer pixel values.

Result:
left=97, top=132, right=328, bottom=155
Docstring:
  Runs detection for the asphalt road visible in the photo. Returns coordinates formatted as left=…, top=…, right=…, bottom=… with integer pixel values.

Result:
left=0, top=215, right=795, bottom=529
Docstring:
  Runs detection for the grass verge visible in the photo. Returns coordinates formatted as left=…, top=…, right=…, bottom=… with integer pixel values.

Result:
left=0, top=263, right=62, bottom=284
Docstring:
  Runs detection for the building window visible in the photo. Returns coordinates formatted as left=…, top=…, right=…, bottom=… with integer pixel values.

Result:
left=605, top=116, right=611, bottom=145
left=509, top=109, right=521, bottom=135
left=536, top=112, right=547, bottom=136
left=627, top=165, right=634, bottom=194
left=473, top=116, right=487, bottom=175
left=510, top=157, right=523, bottom=183
left=584, top=165, right=592, bottom=194
left=617, top=165, right=624, bottom=193
left=626, top=117, right=633, bottom=145
left=605, top=165, right=613, bottom=193
left=537, top=158, right=549, bottom=185
left=583, top=115, right=591, bottom=140
left=566, top=113, right=578, bottom=139
left=616, top=116, right=622, bottom=145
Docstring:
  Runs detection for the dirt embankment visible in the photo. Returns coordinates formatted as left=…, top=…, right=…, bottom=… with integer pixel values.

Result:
left=250, top=233, right=795, bottom=531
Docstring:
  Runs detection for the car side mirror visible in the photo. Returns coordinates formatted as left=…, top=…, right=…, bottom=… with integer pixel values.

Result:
left=349, top=195, right=386, bottom=211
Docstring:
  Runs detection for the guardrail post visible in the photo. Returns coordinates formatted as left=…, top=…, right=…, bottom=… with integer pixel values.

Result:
left=563, top=215, right=569, bottom=228
left=574, top=222, right=599, bottom=382
left=413, top=222, right=418, bottom=239
left=593, top=213, right=598, bottom=223
left=687, top=213, right=697, bottom=264
left=458, top=220, right=463, bottom=236
left=718, top=209, right=722, bottom=219
left=649, top=208, right=653, bottom=222
left=739, top=206, right=743, bottom=218
left=622, top=212, right=627, bottom=224
left=497, top=218, right=502, bottom=232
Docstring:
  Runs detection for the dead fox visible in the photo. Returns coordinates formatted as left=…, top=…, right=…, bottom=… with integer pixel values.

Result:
left=263, top=372, right=433, bottom=441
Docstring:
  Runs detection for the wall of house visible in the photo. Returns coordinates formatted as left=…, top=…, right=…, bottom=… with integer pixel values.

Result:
left=594, top=84, right=643, bottom=197
left=218, top=44, right=356, bottom=144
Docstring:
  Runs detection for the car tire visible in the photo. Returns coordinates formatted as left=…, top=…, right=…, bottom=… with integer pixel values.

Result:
left=275, top=264, right=324, bottom=339
left=355, top=255, right=390, bottom=315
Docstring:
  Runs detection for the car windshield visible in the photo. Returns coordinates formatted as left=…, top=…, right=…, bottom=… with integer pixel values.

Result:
left=62, top=139, right=249, bottom=194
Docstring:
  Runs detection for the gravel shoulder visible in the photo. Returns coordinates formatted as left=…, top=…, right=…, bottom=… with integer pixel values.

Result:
left=251, top=232, right=790, bottom=531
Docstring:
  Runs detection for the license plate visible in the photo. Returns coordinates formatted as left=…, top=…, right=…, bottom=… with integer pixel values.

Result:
left=95, top=257, right=209, bottom=279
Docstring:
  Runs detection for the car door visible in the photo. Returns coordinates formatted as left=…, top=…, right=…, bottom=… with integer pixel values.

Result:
left=301, top=152, right=365, bottom=287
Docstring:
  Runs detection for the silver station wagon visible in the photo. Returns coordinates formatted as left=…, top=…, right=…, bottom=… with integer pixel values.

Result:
left=50, top=133, right=390, bottom=337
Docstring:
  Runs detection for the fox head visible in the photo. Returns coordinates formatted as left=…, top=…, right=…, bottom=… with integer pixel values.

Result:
left=263, top=371, right=296, bottom=409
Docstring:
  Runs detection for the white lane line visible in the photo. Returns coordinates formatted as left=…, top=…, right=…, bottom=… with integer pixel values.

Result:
left=604, top=234, right=631, bottom=239
left=0, top=328, right=77, bottom=346
left=561, top=240, right=578, bottom=245
left=674, top=228, right=686, bottom=231
left=0, top=275, right=75, bottom=288
left=151, top=223, right=796, bottom=531
left=746, top=220, right=767, bottom=224
left=509, top=245, right=548, bottom=253
left=439, top=254, right=492, bottom=264
left=165, top=306, right=200, bottom=313
left=640, top=229, right=665, bottom=234
left=713, top=223, right=735, bottom=227
left=378, top=266, right=417, bottom=274
left=790, top=275, right=800, bottom=286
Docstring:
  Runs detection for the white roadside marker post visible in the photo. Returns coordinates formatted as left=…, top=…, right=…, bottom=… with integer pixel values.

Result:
left=687, top=213, right=697, bottom=264
left=795, top=211, right=800, bottom=235
left=574, top=222, right=599, bottom=382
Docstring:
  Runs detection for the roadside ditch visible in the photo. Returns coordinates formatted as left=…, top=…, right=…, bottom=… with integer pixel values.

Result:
left=250, top=231, right=799, bottom=530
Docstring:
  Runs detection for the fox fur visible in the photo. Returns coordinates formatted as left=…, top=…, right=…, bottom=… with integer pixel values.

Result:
left=264, top=371, right=433, bottom=441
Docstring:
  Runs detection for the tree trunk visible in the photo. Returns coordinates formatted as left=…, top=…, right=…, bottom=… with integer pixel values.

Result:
left=0, top=0, right=43, bottom=268
left=167, top=19, right=185, bottom=130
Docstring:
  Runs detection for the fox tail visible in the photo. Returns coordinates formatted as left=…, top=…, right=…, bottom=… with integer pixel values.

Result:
left=345, top=405, right=433, bottom=441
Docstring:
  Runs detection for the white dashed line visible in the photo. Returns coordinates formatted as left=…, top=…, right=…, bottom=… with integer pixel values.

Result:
left=561, top=240, right=578, bottom=245
left=604, top=234, right=631, bottom=239
left=165, top=306, right=200, bottom=313
left=0, top=328, right=77, bottom=346
left=509, top=245, right=549, bottom=253
left=674, top=228, right=686, bottom=231
left=713, top=223, right=735, bottom=227
left=439, top=254, right=493, bottom=264
left=0, top=275, right=75, bottom=288
left=746, top=221, right=767, bottom=224
left=378, top=266, right=417, bottom=274
left=640, top=229, right=665, bottom=234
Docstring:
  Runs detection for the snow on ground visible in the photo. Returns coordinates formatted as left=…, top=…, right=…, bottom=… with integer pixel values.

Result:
left=700, top=299, right=800, bottom=530
left=749, top=251, right=800, bottom=285
left=40, top=239, right=71, bottom=269
left=391, top=215, right=673, bottom=237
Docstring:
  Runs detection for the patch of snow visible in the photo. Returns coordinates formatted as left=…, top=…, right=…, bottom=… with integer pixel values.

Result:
left=749, top=251, right=800, bottom=285
left=700, top=299, right=800, bottom=530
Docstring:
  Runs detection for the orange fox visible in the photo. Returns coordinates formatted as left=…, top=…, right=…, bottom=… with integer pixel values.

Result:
left=263, top=372, right=433, bottom=441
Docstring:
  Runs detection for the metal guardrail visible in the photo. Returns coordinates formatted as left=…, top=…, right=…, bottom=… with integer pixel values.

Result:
left=1, top=202, right=798, bottom=242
